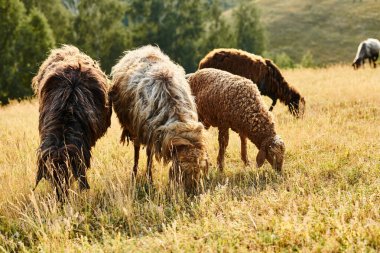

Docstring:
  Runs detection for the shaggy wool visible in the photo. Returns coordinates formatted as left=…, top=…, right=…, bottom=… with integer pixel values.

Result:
left=110, top=45, right=208, bottom=193
left=32, top=45, right=112, bottom=200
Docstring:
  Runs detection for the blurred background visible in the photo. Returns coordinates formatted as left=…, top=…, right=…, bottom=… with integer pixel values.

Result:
left=1, top=0, right=379, bottom=105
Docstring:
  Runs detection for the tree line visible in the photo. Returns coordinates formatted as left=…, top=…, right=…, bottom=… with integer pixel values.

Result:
left=0, top=0, right=265, bottom=104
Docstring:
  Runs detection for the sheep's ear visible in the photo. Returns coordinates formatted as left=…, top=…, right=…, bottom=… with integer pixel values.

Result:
left=256, top=148, right=266, bottom=168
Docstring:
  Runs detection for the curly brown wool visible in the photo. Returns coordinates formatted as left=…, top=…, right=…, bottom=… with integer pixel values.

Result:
left=198, top=48, right=305, bottom=117
left=110, top=45, right=208, bottom=193
left=187, top=68, right=285, bottom=172
left=32, top=45, right=112, bottom=201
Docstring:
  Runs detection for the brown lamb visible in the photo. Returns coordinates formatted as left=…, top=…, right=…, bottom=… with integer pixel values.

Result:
left=110, top=45, right=208, bottom=193
left=187, top=68, right=285, bottom=171
left=198, top=48, right=305, bottom=117
left=32, top=45, right=112, bottom=201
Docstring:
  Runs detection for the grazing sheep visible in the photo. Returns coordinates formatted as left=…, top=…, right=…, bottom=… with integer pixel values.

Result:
left=352, top=38, right=380, bottom=69
left=187, top=68, right=285, bottom=171
left=32, top=45, right=112, bottom=201
left=110, top=45, right=208, bottom=193
left=198, top=48, right=305, bottom=117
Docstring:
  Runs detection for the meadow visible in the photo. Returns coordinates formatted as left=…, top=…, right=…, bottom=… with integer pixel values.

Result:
left=0, top=65, right=379, bottom=252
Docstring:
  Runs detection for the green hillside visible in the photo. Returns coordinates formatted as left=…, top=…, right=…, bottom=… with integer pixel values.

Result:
left=253, top=0, right=380, bottom=65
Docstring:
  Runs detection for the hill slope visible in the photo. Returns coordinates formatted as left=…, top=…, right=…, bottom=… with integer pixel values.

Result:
left=254, top=0, right=380, bottom=65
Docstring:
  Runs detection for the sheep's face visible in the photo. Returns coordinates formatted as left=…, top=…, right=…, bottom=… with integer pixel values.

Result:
left=256, top=135, right=285, bottom=172
left=37, top=155, right=72, bottom=201
left=289, top=94, right=305, bottom=117
left=51, top=163, right=72, bottom=201
left=298, top=97, right=306, bottom=117
left=352, top=60, right=361, bottom=70
left=36, top=145, right=90, bottom=202
left=170, top=146, right=208, bottom=194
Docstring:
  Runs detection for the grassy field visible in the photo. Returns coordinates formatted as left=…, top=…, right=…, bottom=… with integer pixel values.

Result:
left=221, top=0, right=380, bottom=65
left=0, top=65, right=379, bottom=252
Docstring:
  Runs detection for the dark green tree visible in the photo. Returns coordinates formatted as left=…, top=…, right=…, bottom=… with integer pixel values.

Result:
left=200, top=0, right=236, bottom=56
left=126, top=0, right=206, bottom=72
left=0, top=0, right=25, bottom=103
left=9, top=8, right=55, bottom=100
left=125, top=0, right=162, bottom=46
left=21, top=0, right=74, bottom=44
left=73, top=0, right=131, bottom=72
left=0, top=1, right=54, bottom=104
left=0, top=0, right=24, bottom=53
left=233, top=0, right=265, bottom=54
left=161, top=0, right=206, bottom=71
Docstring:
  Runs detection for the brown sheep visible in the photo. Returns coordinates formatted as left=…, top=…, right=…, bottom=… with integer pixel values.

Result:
left=110, top=45, right=208, bottom=193
left=187, top=68, right=285, bottom=171
left=32, top=45, right=112, bottom=201
left=198, top=48, right=305, bottom=117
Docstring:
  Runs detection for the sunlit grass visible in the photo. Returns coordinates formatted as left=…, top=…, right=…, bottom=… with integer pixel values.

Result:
left=0, top=65, right=379, bottom=252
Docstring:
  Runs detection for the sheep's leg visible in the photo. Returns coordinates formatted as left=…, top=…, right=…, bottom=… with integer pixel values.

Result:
left=373, top=54, right=378, bottom=68
left=217, top=128, right=229, bottom=171
left=146, top=146, right=153, bottom=183
left=132, top=143, right=140, bottom=178
left=239, top=134, right=250, bottom=166
left=269, top=98, right=277, bottom=111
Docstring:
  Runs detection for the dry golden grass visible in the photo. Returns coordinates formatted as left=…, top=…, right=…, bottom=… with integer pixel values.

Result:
left=0, top=65, right=379, bottom=252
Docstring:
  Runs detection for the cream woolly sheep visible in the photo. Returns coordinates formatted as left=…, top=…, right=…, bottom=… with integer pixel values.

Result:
left=110, top=45, right=208, bottom=192
left=187, top=68, right=285, bottom=171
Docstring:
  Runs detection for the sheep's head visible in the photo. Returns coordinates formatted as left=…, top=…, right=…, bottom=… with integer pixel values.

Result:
left=170, top=139, right=208, bottom=194
left=288, top=93, right=305, bottom=118
left=352, top=60, right=361, bottom=70
left=256, top=135, right=285, bottom=172
left=36, top=154, right=72, bottom=202
left=36, top=144, right=89, bottom=202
